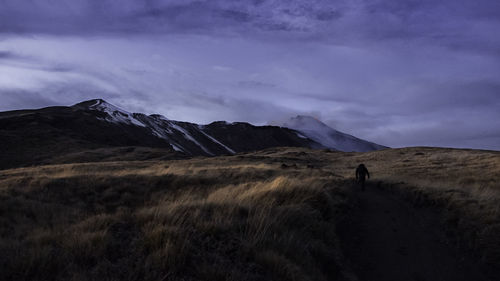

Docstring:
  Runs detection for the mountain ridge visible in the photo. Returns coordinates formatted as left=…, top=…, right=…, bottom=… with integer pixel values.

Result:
left=0, top=99, right=387, bottom=169
left=0, top=99, right=320, bottom=169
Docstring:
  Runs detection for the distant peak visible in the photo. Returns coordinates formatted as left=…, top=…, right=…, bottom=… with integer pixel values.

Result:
left=284, top=115, right=329, bottom=129
left=72, top=99, right=149, bottom=127
left=72, top=99, right=108, bottom=108
left=280, top=114, right=387, bottom=152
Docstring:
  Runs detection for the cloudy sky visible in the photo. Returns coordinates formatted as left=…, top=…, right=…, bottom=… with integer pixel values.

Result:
left=1, top=0, right=500, bottom=150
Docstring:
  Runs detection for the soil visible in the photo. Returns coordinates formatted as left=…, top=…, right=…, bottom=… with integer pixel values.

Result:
left=339, top=183, right=494, bottom=281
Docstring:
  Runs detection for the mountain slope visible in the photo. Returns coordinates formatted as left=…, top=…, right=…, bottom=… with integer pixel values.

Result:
left=281, top=115, right=387, bottom=152
left=0, top=99, right=319, bottom=169
left=74, top=99, right=318, bottom=156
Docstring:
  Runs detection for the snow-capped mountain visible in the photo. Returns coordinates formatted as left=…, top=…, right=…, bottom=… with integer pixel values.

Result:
left=74, top=99, right=235, bottom=156
left=0, top=99, right=389, bottom=169
left=281, top=115, right=387, bottom=152
left=0, top=99, right=320, bottom=168
left=74, top=99, right=319, bottom=156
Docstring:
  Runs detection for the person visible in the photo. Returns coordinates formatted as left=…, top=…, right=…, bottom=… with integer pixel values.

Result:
left=355, top=164, right=370, bottom=191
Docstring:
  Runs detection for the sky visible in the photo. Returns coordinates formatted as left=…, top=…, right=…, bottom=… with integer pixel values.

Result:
left=1, top=0, right=500, bottom=150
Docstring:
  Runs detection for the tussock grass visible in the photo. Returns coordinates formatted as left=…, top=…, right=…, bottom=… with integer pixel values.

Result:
left=1, top=146, right=498, bottom=280
left=325, top=146, right=500, bottom=266
left=0, top=152, right=350, bottom=281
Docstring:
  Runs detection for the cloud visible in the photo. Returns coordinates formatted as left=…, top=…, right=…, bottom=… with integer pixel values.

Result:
left=0, top=83, right=120, bottom=112
left=0, top=50, right=35, bottom=63
left=237, top=80, right=276, bottom=89
left=0, top=1, right=499, bottom=150
left=0, top=51, right=17, bottom=59
left=0, top=0, right=498, bottom=60
left=0, top=89, right=59, bottom=111
left=322, top=78, right=500, bottom=150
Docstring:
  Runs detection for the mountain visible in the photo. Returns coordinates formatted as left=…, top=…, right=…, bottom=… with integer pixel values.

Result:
left=0, top=99, right=320, bottom=169
left=281, top=115, right=387, bottom=152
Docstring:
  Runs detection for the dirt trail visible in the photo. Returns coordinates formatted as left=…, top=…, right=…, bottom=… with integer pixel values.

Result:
left=339, top=183, right=492, bottom=281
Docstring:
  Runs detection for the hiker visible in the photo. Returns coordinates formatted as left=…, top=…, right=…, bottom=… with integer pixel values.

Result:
left=355, top=164, right=370, bottom=191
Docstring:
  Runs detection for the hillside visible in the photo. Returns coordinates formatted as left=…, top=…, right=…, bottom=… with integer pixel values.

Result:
left=0, top=99, right=389, bottom=170
left=0, top=99, right=319, bottom=169
left=0, top=147, right=499, bottom=280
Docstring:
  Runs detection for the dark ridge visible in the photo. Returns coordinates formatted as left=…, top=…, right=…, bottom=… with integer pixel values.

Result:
left=0, top=100, right=321, bottom=169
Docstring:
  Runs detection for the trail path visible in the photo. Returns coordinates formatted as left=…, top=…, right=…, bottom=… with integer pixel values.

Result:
left=339, top=184, right=492, bottom=281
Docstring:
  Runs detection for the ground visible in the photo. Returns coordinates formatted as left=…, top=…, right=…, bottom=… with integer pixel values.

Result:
left=340, top=182, right=494, bottom=281
left=0, top=147, right=499, bottom=280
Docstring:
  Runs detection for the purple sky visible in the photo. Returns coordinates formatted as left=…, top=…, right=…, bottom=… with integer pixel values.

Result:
left=1, top=0, right=500, bottom=150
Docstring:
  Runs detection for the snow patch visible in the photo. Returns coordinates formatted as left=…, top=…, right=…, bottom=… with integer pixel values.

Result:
left=90, top=100, right=146, bottom=127
left=147, top=119, right=173, bottom=139
left=295, top=132, right=308, bottom=139
left=89, top=99, right=100, bottom=107
left=170, top=123, right=214, bottom=155
left=198, top=126, right=236, bottom=154
left=171, top=143, right=185, bottom=152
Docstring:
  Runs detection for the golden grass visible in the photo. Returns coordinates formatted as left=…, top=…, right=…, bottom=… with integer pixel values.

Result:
left=321, top=146, right=500, bottom=265
left=0, top=151, right=350, bottom=281
left=1, top=146, right=499, bottom=280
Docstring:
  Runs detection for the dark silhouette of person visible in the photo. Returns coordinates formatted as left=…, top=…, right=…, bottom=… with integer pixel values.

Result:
left=355, top=164, right=370, bottom=191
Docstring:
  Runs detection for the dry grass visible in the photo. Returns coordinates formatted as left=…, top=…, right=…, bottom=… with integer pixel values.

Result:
left=322, top=146, right=500, bottom=266
left=0, top=151, right=351, bottom=281
left=1, top=146, right=499, bottom=280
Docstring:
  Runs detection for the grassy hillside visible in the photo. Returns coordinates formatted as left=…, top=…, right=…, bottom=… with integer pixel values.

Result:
left=0, top=147, right=499, bottom=280
left=0, top=149, right=353, bottom=281
left=331, top=147, right=500, bottom=266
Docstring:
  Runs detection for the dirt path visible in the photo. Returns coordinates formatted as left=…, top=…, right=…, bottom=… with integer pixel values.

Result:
left=339, top=183, right=492, bottom=281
